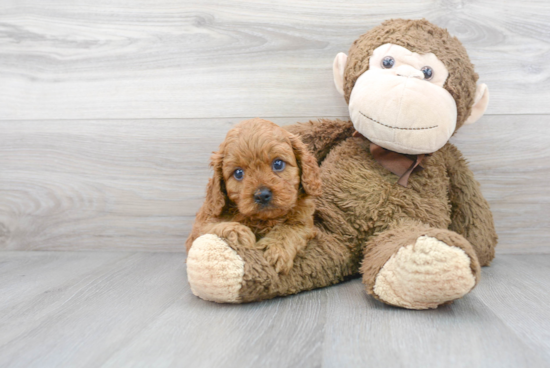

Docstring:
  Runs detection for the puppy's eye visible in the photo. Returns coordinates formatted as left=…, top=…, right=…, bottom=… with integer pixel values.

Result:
left=381, top=56, right=395, bottom=69
left=233, top=168, right=244, bottom=181
left=421, top=66, right=434, bottom=80
left=272, top=159, right=285, bottom=172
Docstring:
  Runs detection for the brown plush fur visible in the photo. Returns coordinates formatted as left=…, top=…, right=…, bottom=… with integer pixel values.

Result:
left=186, top=118, right=322, bottom=274
left=189, top=20, right=498, bottom=307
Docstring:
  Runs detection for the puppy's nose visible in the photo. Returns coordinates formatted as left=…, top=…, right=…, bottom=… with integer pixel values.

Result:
left=254, top=187, right=272, bottom=205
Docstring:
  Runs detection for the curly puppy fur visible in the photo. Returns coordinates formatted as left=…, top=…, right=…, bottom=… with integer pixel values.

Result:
left=186, top=118, right=322, bottom=274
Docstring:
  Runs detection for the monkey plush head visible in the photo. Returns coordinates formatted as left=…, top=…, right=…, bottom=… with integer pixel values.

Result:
left=333, top=19, right=489, bottom=155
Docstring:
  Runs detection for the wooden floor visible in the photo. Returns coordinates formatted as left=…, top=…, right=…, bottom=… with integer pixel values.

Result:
left=0, top=252, right=548, bottom=367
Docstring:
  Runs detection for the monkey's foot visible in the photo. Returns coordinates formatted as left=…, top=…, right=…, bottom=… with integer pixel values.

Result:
left=373, top=236, right=477, bottom=309
left=187, top=234, right=245, bottom=303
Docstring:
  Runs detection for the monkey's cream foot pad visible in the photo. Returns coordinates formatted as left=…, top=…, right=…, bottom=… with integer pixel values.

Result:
left=187, top=234, right=245, bottom=303
left=373, top=236, right=476, bottom=310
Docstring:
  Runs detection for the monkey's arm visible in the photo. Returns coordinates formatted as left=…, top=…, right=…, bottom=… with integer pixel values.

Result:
left=443, top=143, right=498, bottom=266
left=284, top=119, right=354, bottom=163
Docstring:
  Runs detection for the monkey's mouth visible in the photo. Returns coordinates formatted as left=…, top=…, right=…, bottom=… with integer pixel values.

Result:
left=359, top=111, right=438, bottom=131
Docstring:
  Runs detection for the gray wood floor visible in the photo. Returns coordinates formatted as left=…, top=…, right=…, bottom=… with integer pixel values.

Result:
left=0, top=252, right=549, bottom=368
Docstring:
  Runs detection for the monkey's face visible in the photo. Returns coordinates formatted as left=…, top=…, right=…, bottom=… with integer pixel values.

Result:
left=334, top=21, right=490, bottom=155
left=348, top=44, right=456, bottom=154
left=336, top=44, right=461, bottom=155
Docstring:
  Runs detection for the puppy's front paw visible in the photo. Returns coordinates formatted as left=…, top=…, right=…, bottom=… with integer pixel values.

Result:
left=208, top=222, right=256, bottom=249
left=259, top=239, right=294, bottom=275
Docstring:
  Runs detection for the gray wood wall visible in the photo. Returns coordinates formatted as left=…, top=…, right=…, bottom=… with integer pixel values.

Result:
left=1, top=0, right=549, bottom=253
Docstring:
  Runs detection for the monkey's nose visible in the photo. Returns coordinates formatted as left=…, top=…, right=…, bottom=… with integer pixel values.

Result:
left=254, top=187, right=272, bottom=205
left=395, top=65, right=424, bottom=79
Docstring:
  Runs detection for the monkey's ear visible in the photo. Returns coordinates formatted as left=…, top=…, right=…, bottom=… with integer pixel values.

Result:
left=333, top=52, right=348, bottom=96
left=464, top=83, right=490, bottom=126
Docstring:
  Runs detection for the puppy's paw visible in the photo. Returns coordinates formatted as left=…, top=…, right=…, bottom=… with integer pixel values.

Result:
left=208, top=222, right=256, bottom=249
left=259, top=239, right=294, bottom=275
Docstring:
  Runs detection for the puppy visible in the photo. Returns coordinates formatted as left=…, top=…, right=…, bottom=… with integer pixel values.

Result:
left=186, top=118, right=322, bottom=274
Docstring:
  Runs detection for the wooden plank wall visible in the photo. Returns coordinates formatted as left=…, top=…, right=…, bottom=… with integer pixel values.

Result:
left=1, top=0, right=549, bottom=253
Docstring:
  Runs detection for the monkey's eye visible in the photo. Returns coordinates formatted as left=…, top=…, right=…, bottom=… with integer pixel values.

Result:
left=381, top=56, right=395, bottom=69
left=233, top=168, right=244, bottom=181
left=272, top=159, right=286, bottom=172
left=421, top=66, right=434, bottom=80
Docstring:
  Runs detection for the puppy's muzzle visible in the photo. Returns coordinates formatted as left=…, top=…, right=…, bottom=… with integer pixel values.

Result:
left=254, top=187, right=272, bottom=205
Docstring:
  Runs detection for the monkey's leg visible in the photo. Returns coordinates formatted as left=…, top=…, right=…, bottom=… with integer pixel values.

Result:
left=186, top=229, right=357, bottom=303
left=360, top=222, right=481, bottom=310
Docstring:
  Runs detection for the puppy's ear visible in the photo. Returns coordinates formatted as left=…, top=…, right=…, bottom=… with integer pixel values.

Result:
left=203, top=150, right=227, bottom=218
left=187, top=146, right=227, bottom=251
left=289, top=133, right=322, bottom=197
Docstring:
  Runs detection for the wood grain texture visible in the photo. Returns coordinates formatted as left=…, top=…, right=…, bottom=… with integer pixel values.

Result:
left=1, top=0, right=549, bottom=120
left=474, top=254, right=550, bottom=360
left=452, top=114, right=550, bottom=253
left=0, top=251, right=548, bottom=367
left=0, top=117, right=300, bottom=252
left=321, top=267, right=549, bottom=368
left=1, top=115, right=548, bottom=252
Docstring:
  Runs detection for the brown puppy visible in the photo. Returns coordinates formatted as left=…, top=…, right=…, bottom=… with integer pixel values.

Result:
left=186, top=118, right=322, bottom=274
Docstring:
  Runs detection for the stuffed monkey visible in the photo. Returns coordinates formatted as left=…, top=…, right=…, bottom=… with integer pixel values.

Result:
left=186, top=19, right=497, bottom=309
